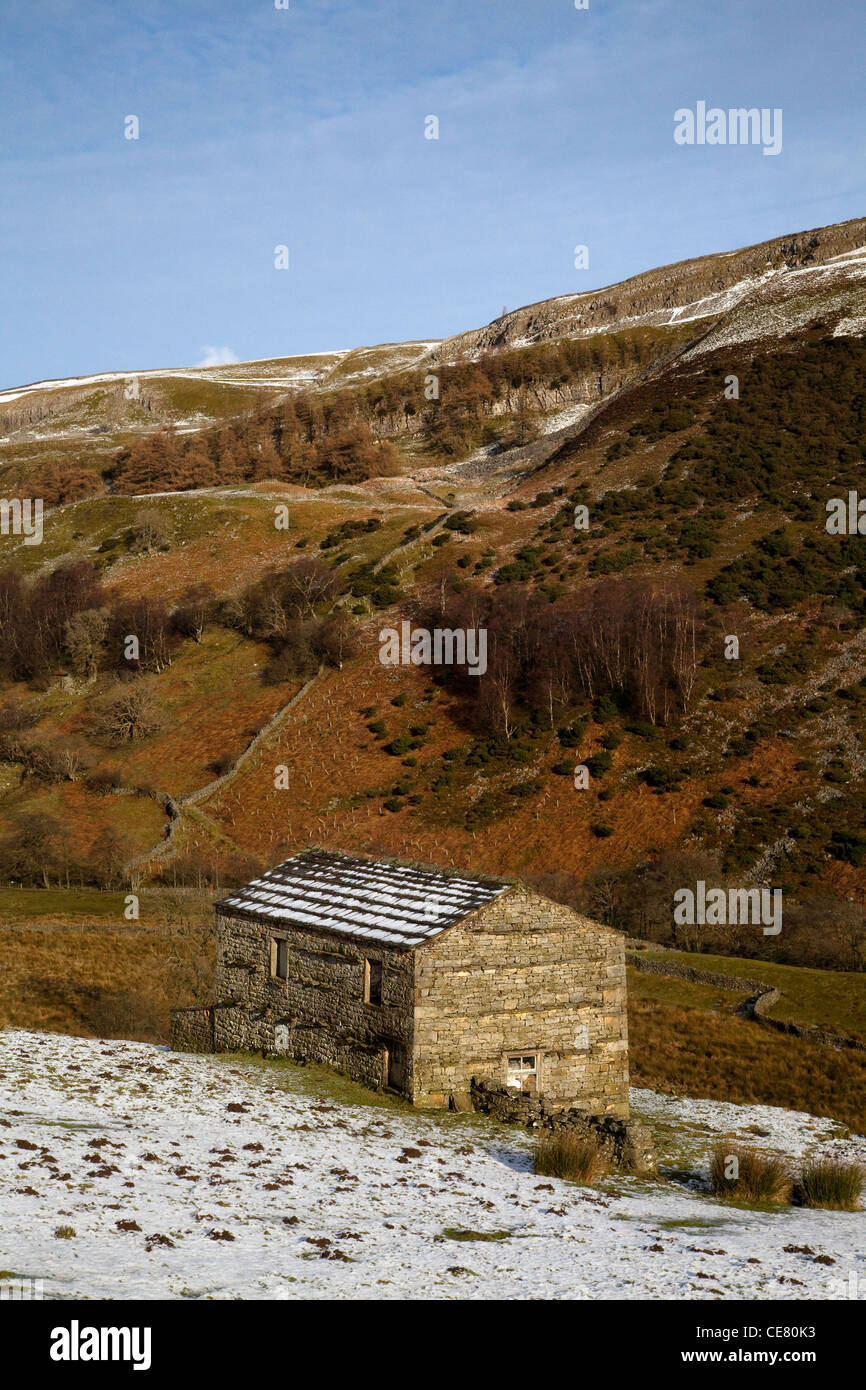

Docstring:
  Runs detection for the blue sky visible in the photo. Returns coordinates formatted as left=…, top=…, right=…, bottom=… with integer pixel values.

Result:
left=1, top=0, right=863, bottom=387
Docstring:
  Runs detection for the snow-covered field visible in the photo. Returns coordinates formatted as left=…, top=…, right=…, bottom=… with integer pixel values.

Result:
left=0, top=1030, right=863, bottom=1301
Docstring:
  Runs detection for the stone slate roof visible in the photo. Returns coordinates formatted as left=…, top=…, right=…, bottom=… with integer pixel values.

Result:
left=215, top=850, right=509, bottom=948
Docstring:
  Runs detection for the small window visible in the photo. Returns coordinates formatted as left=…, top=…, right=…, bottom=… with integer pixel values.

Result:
left=506, top=1053, right=538, bottom=1090
left=272, top=939, right=289, bottom=980
left=364, top=958, right=383, bottom=1005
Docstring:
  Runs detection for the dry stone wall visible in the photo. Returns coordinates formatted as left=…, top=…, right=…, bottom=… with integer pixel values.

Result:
left=469, top=1079, right=656, bottom=1172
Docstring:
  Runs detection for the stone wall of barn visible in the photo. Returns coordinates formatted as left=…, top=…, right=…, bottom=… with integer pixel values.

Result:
left=412, top=889, right=629, bottom=1114
left=171, top=1004, right=214, bottom=1053
left=190, top=910, right=416, bottom=1096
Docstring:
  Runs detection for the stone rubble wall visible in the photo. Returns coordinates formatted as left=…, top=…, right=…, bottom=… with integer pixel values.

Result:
left=171, top=1004, right=214, bottom=1054
left=626, top=953, right=768, bottom=993
left=469, top=1079, right=656, bottom=1173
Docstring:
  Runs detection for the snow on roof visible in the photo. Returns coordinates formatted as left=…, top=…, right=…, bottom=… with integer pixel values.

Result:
left=216, top=850, right=509, bottom=948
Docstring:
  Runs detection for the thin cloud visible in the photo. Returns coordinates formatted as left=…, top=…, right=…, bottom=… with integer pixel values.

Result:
left=196, top=345, right=240, bottom=367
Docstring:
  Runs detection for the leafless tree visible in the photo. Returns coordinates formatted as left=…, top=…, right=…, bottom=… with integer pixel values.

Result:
left=93, top=680, right=164, bottom=744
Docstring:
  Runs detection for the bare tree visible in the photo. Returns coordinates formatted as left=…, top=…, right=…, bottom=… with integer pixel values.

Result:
left=64, top=608, right=108, bottom=679
left=93, top=680, right=164, bottom=744
left=129, top=508, right=173, bottom=555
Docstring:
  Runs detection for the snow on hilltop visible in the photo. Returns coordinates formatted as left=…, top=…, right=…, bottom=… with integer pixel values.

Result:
left=0, top=1029, right=863, bottom=1301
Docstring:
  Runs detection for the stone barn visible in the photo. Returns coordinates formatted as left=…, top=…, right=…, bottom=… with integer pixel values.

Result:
left=172, top=849, right=629, bottom=1115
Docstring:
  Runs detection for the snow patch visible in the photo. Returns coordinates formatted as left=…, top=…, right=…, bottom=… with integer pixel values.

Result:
left=0, top=1029, right=863, bottom=1301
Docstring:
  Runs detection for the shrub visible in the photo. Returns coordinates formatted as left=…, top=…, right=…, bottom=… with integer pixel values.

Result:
left=87, top=763, right=125, bottom=795
left=385, top=735, right=412, bottom=756
left=709, top=1142, right=792, bottom=1204
left=638, top=765, right=683, bottom=793
left=129, top=508, right=173, bottom=555
left=534, top=1133, right=607, bottom=1184
left=830, top=831, right=866, bottom=867
left=795, top=1159, right=864, bottom=1211
left=585, top=751, right=612, bottom=778
left=557, top=722, right=585, bottom=748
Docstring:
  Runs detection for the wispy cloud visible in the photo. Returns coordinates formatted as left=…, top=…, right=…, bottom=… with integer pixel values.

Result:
left=196, top=345, right=240, bottom=367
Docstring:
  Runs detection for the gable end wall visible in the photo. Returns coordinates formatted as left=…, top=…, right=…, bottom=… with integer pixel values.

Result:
left=412, top=889, right=629, bottom=1113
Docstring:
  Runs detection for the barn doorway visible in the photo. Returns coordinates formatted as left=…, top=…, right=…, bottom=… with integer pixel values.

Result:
left=384, top=1043, right=405, bottom=1092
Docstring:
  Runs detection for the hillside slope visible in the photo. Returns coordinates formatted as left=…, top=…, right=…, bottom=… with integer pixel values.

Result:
left=0, top=216, right=865, bottom=978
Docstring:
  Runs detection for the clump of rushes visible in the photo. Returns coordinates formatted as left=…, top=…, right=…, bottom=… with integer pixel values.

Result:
left=534, top=1132, right=607, bottom=1185
left=795, top=1159, right=864, bottom=1211
left=709, top=1141, right=792, bottom=1204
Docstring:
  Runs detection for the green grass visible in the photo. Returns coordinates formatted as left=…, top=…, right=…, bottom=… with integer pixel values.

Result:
left=0, top=886, right=209, bottom=924
left=0, top=887, right=130, bottom=921
left=442, top=1228, right=511, bottom=1242
left=636, top=948, right=866, bottom=1041
left=627, top=969, right=750, bottom=1013
left=655, top=1217, right=731, bottom=1230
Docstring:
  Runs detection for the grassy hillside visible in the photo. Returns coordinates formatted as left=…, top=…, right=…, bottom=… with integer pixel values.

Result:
left=0, top=223, right=864, bottom=991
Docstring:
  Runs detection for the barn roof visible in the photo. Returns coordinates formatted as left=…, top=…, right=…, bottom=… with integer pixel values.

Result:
left=215, top=850, right=509, bottom=948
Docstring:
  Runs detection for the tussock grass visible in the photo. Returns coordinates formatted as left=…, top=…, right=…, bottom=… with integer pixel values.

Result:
left=629, top=998, right=866, bottom=1134
left=709, top=1140, right=792, bottom=1204
left=534, top=1132, right=607, bottom=1185
left=795, top=1159, right=864, bottom=1211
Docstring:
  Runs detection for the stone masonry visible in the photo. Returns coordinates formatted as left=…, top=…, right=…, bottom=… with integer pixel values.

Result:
left=412, top=888, right=629, bottom=1113
left=171, top=851, right=630, bottom=1118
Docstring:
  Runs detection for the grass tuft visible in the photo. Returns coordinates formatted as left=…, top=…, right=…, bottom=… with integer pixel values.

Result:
left=534, top=1132, right=607, bottom=1185
left=709, top=1140, right=792, bottom=1205
left=795, top=1159, right=864, bottom=1211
